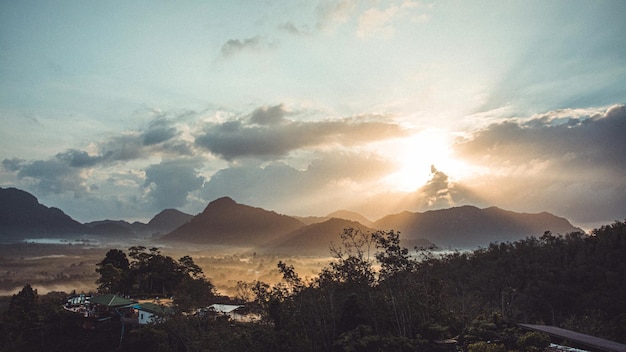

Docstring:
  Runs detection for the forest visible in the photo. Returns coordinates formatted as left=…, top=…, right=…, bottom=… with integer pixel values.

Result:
left=0, top=220, right=624, bottom=352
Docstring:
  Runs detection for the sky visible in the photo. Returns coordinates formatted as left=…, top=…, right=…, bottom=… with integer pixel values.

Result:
left=1, top=0, right=625, bottom=230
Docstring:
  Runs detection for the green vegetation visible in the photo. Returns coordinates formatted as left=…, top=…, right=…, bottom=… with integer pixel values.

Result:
left=0, top=221, right=624, bottom=351
left=97, top=246, right=216, bottom=311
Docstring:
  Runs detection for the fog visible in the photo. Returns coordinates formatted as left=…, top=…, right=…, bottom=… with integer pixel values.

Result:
left=0, top=238, right=333, bottom=298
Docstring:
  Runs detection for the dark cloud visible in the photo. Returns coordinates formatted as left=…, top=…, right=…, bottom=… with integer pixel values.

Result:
left=2, top=113, right=194, bottom=197
left=454, top=105, right=626, bottom=225
left=144, top=159, right=205, bottom=210
left=99, top=134, right=145, bottom=162
left=249, top=104, right=289, bottom=125
left=219, top=36, right=278, bottom=58
left=56, top=149, right=102, bottom=167
left=2, top=158, right=24, bottom=172
left=143, top=129, right=176, bottom=145
left=195, top=106, right=407, bottom=160
left=2, top=156, right=88, bottom=196
left=142, top=117, right=178, bottom=146
left=456, top=105, right=626, bottom=172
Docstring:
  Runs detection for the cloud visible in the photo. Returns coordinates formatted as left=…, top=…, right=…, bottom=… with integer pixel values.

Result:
left=357, top=6, right=399, bottom=38
left=144, top=159, right=205, bottom=210
left=1, top=112, right=195, bottom=198
left=195, top=104, right=407, bottom=160
left=249, top=104, right=289, bottom=125
left=316, top=0, right=358, bottom=29
left=219, top=36, right=278, bottom=58
left=55, top=149, right=103, bottom=168
left=201, top=151, right=395, bottom=214
left=142, top=117, right=179, bottom=146
left=279, top=22, right=312, bottom=36
left=356, top=1, right=431, bottom=38
left=91, top=115, right=192, bottom=162
left=454, top=105, right=626, bottom=225
left=456, top=105, right=626, bottom=172
left=410, top=165, right=484, bottom=210
left=2, top=156, right=89, bottom=196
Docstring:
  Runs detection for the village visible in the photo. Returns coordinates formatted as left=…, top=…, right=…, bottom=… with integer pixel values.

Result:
left=63, top=293, right=259, bottom=330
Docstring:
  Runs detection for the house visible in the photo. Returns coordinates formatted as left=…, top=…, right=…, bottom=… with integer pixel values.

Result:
left=82, top=294, right=136, bottom=329
left=135, top=302, right=171, bottom=325
left=202, top=304, right=260, bottom=322
left=90, top=294, right=136, bottom=309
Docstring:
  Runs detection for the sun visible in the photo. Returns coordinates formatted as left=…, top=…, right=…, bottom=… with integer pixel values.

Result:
left=380, top=129, right=469, bottom=192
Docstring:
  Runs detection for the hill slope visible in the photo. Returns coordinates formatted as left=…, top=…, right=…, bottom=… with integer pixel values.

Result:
left=374, top=205, right=582, bottom=249
left=0, top=187, right=88, bottom=238
left=161, top=197, right=304, bottom=246
left=266, top=218, right=375, bottom=256
left=146, top=208, right=193, bottom=234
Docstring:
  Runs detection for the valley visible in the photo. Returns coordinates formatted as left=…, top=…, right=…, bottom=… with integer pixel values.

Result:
left=0, top=240, right=332, bottom=298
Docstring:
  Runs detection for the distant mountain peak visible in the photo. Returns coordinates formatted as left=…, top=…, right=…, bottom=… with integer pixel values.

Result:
left=374, top=206, right=582, bottom=249
left=162, top=197, right=304, bottom=245
left=326, top=210, right=373, bottom=226
left=203, top=196, right=238, bottom=211
left=0, top=187, right=87, bottom=238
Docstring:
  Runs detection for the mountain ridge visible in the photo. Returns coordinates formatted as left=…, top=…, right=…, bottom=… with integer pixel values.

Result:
left=0, top=187, right=88, bottom=238
left=374, top=204, right=582, bottom=249
left=161, top=197, right=305, bottom=246
left=0, top=187, right=584, bottom=250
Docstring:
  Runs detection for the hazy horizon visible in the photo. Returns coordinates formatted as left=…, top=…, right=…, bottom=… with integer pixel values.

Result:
left=1, top=1, right=625, bottom=230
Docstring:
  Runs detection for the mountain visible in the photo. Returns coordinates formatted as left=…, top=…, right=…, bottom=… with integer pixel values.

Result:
left=374, top=205, right=582, bottom=249
left=84, top=219, right=136, bottom=236
left=0, top=187, right=584, bottom=251
left=0, top=187, right=88, bottom=238
left=294, top=210, right=373, bottom=227
left=293, top=215, right=330, bottom=225
left=84, top=209, right=194, bottom=237
left=161, top=197, right=304, bottom=246
left=146, top=208, right=193, bottom=235
left=265, top=218, right=376, bottom=256
left=326, top=210, right=374, bottom=227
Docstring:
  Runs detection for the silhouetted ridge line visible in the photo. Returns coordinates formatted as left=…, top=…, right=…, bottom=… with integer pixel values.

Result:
left=161, top=197, right=304, bottom=245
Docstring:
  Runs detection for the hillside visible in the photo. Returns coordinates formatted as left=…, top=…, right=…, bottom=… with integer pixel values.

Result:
left=161, top=197, right=304, bottom=246
left=326, top=210, right=374, bottom=227
left=265, top=217, right=434, bottom=256
left=0, top=187, right=88, bottom=238
left=374, top=205, right=582, bottom=249
left=146, top=208, right=193, bottom=235
left=265, top=218, right=376, bottom=256
left=84, top=209, right=194, bottom=237
left=293, top=210, right=373, bottom=227
left=84, top=220, right=136, bottom=237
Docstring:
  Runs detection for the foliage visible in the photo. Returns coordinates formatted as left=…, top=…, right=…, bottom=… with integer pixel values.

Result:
left=517, top=331, right=551, bottom=352
left=2, top=220, right=625, bottom=351
left=243, top=222, right=626, bottom=350
left=94, top=247, right=215, bottom=311
left=467, top=341, right=507, bottom=352
left=0, top=285, right=120, bottom=352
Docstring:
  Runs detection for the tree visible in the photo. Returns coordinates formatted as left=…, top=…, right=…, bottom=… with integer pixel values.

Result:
left=517, top=332, right=550, bottom=352
left=9, top=283, right=38, bottom=314
left=373, top=230, right=415, bottom=280
left=96, top=249, right=130, bottom=293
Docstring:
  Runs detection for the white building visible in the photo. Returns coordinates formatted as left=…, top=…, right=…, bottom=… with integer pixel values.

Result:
left=136, top=302, right=169, bottom=324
